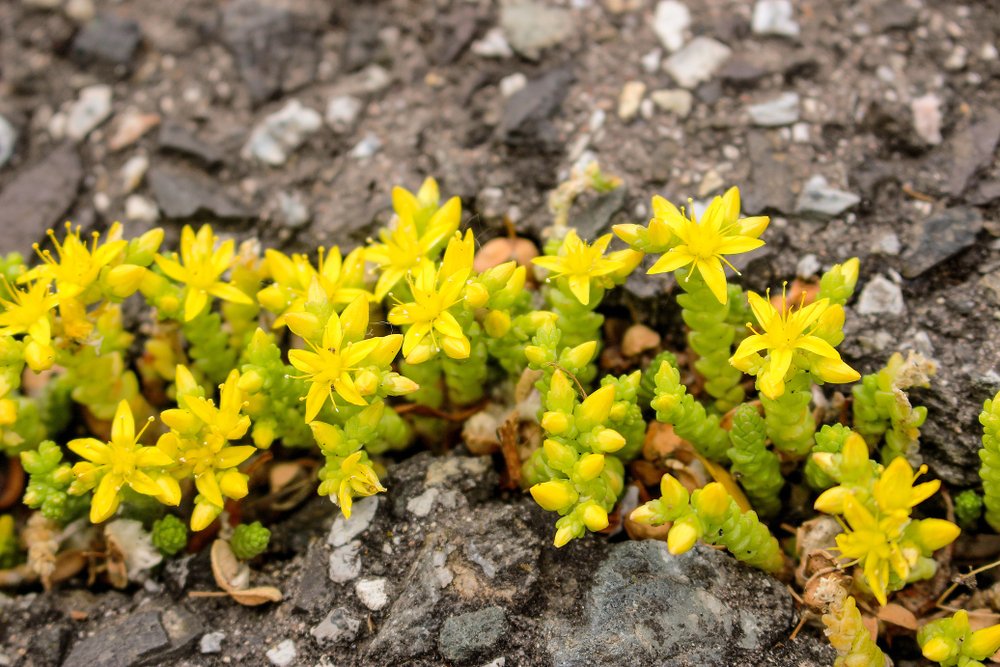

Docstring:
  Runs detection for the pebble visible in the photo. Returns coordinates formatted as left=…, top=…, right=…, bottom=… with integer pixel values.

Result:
left=499, top=73, right=528, bottom=98
left=0, top=145, right=83, bottom=255
left=794, top=175, right=860, bottom=219
left=664, top=36, right=731, bottom=89
left=0, top=115, right=16, bottom=168
left=328, top=496, right=378, bottom=547
left=751, top=0, right=799, bottom=38
left=199, top=632, right=225, bottom=654
left=791, top=122, right=810, bottom=143
left=874, top=231, right=901, bottom=255
left=911, top=93, right=942, bottom=145
left=274, top=191, right=310, bottom=229
left=355, top=578, right=390, bottom=611
left=618, top=81, right=646, bottom=122
left=64, top=0, right=95, bottom=23
left=108, top=111, right=160, bottom=151
left=125, top=195, right=158, bottom=223
left=438, top=607, right=510, bottom=664
left=649, top=89, right=692, bottom=117
left=641, top=48, right=662, bottom=73
left=796, top=253, right=821, bottom=278
left=242, top=99, right=322, bottom=166
left=857, top=275, right=905, bottom=316
left=748, top=92, right=800, bottom=127
left=66, top=84, right=113, bottom=141
left=93, top=191, right=111, bottom=214
left=350, top=132, right=382, bottom=159
left=900, top=207, right=983, bottom=278
left=71, top=13, right=142, bottom=68
left=652, top=0, right=690, bottom=52
left=698, top=169, right=724, bottom=197
left=266, top=639, right=297, bottom=667
left=500, top=2, right=575, bottom=61
left=325, top=95, right=363, bottom=133
left=329, top=540, right=362, bottom=583
left=471, top=27, right=513, bottom=58
left=120, top=154, right=149, bottom=193
left=944, top=45, right=968, bottom=71
left=310, top=608, right=361, bottom=645
left=407, top=487, right=440, bottom=517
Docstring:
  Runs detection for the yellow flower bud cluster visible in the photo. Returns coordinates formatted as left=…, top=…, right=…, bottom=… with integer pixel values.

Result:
left=918, top=609, right=1000, bottom=667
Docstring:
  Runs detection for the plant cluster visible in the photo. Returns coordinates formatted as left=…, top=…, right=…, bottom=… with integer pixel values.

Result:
left=0, top=169, right=998, bottom=664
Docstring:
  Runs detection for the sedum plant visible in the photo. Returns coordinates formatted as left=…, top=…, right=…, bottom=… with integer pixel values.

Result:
left=978, top=390, right=1000, bottom=531
left=918, top=609, right=1000, bottom=667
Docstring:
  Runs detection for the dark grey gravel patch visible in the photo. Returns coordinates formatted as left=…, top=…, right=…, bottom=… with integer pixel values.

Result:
left=438, top=606, right=509, bottom=664
left=62, top=611, right=170, bottom=667
left=945, top=109, right=1000, bottom=197
left=0, top=144, right=82, bottom=255
left=900, top=206, right=983, bottom=279
left=157, top=122, right=224, bottom=167
left=71, top=13, right=143, bottom=70
left=147, top=165, right=252, bottom=220
left=498, top=68, right=575, bottom=151
left=743, top=131, right=796, bottom=215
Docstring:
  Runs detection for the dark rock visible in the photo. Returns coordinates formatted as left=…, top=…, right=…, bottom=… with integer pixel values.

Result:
left=547, top=541, right=832, bottom=667
left=220, top=0, right=320, bottom=105
left=148, top=166, right=252, bottom=220
left=862, top=100, right=927, bottom=154
left=71, top=13, right=143, bottom=70
left=498, top=68, right=575, bottom=151
left=341, top=8, right=381, bottom=73
left=434, top=9, right=479, bottom=65
left=872, top=4, right=919, bottom=32
left=157, top=122, right=223, bottom=166
left=743, top=131, right=796, bottom=214
left=63, top=611, right=170, bottom=667
left=438, top=606, right=509, bottom=663
left=718, top=58, right=768, bottom=87
left=695, top=79, right=723, bottom=105
left=572, top=186, right=627, bottom=239
left=900, top=207, right=983, bottom=278
left=945, top=110, right=1000, bottom=197
left=292, top=538, right=336, bottom=613
left=0, top=144, right=82, bottom=255
left=968, top=180, right=1000, bottom=205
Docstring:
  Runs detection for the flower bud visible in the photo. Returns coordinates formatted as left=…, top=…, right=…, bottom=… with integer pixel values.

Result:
left=483, top=310, right=511, bottom=338
left=383, top=374, right=419, bottom=396
left=238, top=369, right=265, bottom=393
left=253, top=421, right=276, bottom=449
left=594, top=428, right=626, bottom=453
left=629, top=504, right=658, bottom=525
left=915, top=518, right=960, bottom=552
left=524, top=345, right=547, bottom=366
left=579, top=385, right=615, bottom=425
left=130, top=228, right=165, bottom=264
left=219, top=469, right=249, bottom=500
left=920, top=636, right=956, bottom=663
left=256, top=285, right=288, bottom=312
left=967, top=623, right=1000, bottom=659
left=576, top=453, right=605, bottom=481
left=106, top=264, right=146, bottom=298
left=155, top=475, right=182, bottom=506
left=0, top=398, right=16, bottom=425
left=543, top=438, right=576, bottom=469
left=695, top=483, right=730, bottom=523
left=667, top=515, right=701, bottom=555
left=563, top=341, right=597, bottom=369
left=354, top=369, right=379, bottom=397
left=160, top=408, right=201, bottom=434
left=540, top=411, right=570, bottom=435
left=24, top=340, right=54, bottom=372
left=612, top=223, right=642, bottom=246
left=405, top=343, right=435, bottom=365
left=814, top=486, right=852, bottom=515
left=530, top=480, right=578, bottom=512
left=441, top=335, right=471, bottom=359
left=659, top=474, right=689, bottom=509
left=553, top=525, right=576, bottom=548
left=464, top=282, right=489, bottom=309
left=284, top=311, right=321, bottom=342
left=582, top=504, right=609, bottom=531
left=191, top=501, right=222, bottom=532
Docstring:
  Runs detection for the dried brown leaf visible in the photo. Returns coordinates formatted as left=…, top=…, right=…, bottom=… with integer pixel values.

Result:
left=877, top=603, right=919, bottom=630
left=269, top=462, right=303, bottom=494
left=621, top=324, right=660, bottom=357
left=229, top=586, right=283, bottom=606
left=210, top=539, right=245, bottom=592
left=498, top=413, right=522, bottom=490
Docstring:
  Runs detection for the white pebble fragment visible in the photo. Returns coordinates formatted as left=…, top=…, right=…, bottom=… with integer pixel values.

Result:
left=857, top=275, right=906, bottom=317
left=266, top=639, right=297, bottom=667
left=67, top=84, right=113, bottom=141
left=652, top=0, right=691, bottom=53
left=751, top=0, right=800, bottom=38
left=355, top=577, right=390, bottom=611
left=618, top=81, right=646, bottom=122
left=325, top=95, right=363, bottom=133
left=911, top=93, right=942, bottom=145
left=242, top=99, right=322, bottom=166
left=199, top=631, right=225, bottom=654
left=664, top=37, right=731, bottom=89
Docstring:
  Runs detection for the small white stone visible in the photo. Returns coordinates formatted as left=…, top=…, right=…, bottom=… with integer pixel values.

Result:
left=65, top=0, right=96, bottom=23
left=618, top=81, right=646, bottom=122
left=944, top=45, right=968, bottom=71
left=664, top=36, right=731, bottom=89
left=874, top=232, right=901, bottom=256
left=325, top=95, right=363, bottom=133
left=641, top=48, right=662, bottom=73
left=857, top=275, right=905, bottom=316
left=748, top=92, right=800, bottom=127
left=93, top=192, right=111, bottom=213
left=406, top=487, right=439, bottom=517
left=751, top=0, right=799, bottom=38
left=911, top=94, right=942, bottom=145
left=199, top=632, right=225, bottom=654
left=697, top=169, right=724, bottom=197
left=125, top=195, right=159, bottom=223
left=328, top=496, right=378, bottom=547
left=722, top=144, right=740, bottom=160
left=355, top=577, right=390, bottom=611
left=981, top=43, right=999, bottom=61
left=471, top=27, right=513, bottom=58
left=649, top=89, right=693, bottom=117
left=120, top=154, right=149, bottom=193
left=266, top=639, right=297, bottom=667
left=791, top=122, right=810, bottom=143
left=499, top=73, right=527, bottom=98
left=67, top=85, right=113, bottom=141
left=588, top=109, right=606, bottom=132
left=652, top=0, right=691, bottom=52
left=349, top=133, right=382, bottom=159
left=243, top=99, right=322, bottom=166
left=0, top=114, right=17, bottom=168
left=328, top=541, right=362, bottom=583
left=796, top=254, right=821, bottom=278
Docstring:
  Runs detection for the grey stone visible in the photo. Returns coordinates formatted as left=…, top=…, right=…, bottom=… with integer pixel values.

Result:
left=650, top=89, right=694, bottom=117
left=148, top=166, right=252, bottom=220
left=329, top=540, right=362, bottom=583
left=718, top=59, right=769, bottom=87
left=900, top=207, right=983, bottom=278
left=438, top=606, right=509, bottom=663
left=743, top=131, right=795, bottom=214
left=856, top=275, right=905, bottom=316
left=158, top=122, right=223, bottom=166
left=572, top=186, right=628, bottom=239
left=310, top=608, right=361, bottom=646
left=292, top=539, right=336, bottom=612
left=63, top=611, right=170, bottom=667
left=547, top=542, right=830, bottom=666
left=350, top=132, right=382, bottom=159
left=0, top=145, right=82, bottom=255
left=498, top=68, right=575, bottom=150
left=500, top=3, right=575, bottom=61
left=794, top=175, right=860, bottom=219
left=266, top=639, right=297, bottom=666
left=664, top=37, right=732, bottom=89
left=748, top=92, right=800, bottom=127
left=71, top=13, right=142, bottom=69
left=355, top=577, right=390, bottom=610
left=66, top=84, right=113, bottom=141
left=471, top=27, right=513, bottom=58
left=341, top=8, right=382, bottom=72
left=751, top=0, right=799, bottom=38
left=912, top=94, right=943, bottom=146
left=328, top=497, right=378, bottom=549
left=325, top=95, right=364, bottom=133
left=945, top=109, right=1000, bottom=196
left=651, top=0, right=691, bottom=52
left=243, top=99, right=322, bottom=166
left=0, top=115, right=16, bottom=168
left=221, top=0, right=320, bottom=105
left=199, top=631, right=225, bottom=654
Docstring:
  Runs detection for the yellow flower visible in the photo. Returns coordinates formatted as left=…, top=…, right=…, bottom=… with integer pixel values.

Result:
left=387, top=231, right=473, bottom=363
left=334, top=451, right=386, bottom=518
left=0, top=278, right=58, bottom=371
left=834, top=494, right=911, bottom=606
left=154, top=225, right=252, bottom=321
left=872, top=457, right=939, bottom=516
left=22, top=222, right=127, bottom=299
left=366, top=188, right=461, bottom=300
left=634, top=187, right=767, bottom=304
left=730, top=289, right=859, bottom=399
left=391, top=177, right=444, bottom=232
left=177, top=368, right=251, bottom=448
left=257, top=247, right=368, bottom=327
left=531, top=230, right=625, bottom=305
left=288, top=295, right=401, bottom=421
left=68, top=400, right=177, bottom=523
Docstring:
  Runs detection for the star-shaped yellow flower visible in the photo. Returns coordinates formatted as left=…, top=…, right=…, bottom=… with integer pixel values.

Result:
left=636, top=187, right=768, bottom=304
left=730, top=289, right=859, bottom=399
left=0, top=278, right=58, bottom=371
left=288, top=295, right=402, bottom=421
left=22, top=222, right=128, bottom=299
left=532, top=230, right=624, bottom=305
left=68, top=400, right=178, bottom=523
left=154, top=225, right=253, bottom=321
left=257, top=246, right=368, bottom=327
